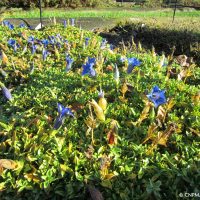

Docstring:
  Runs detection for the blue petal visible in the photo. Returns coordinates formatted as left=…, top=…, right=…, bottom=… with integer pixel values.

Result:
left=57, top=103, right=64, bottom=114
left=88, top=57, right=96, bottom=65
left=61, top=107, right=74, bottom=118
left=98, top=89, right=104, bottom=98
left=2, top=86, right=12, bottom=101
left=63, top=20, right=67, bottom=28
left=127, top=64, right=134, bottom=74
left=152, top=85, right=160, bottom=93
left=53, top=116, right=65, bottom=129
left=147, top=86, right=166, bottom=108
left=90, top=68, right=96, bottom=77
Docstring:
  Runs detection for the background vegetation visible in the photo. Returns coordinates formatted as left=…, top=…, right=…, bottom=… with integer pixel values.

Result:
left=0, top=0, right=200, bottom=9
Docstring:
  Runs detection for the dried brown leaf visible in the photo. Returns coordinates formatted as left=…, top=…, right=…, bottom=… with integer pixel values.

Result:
left=0, top=159, right=17, bottom=170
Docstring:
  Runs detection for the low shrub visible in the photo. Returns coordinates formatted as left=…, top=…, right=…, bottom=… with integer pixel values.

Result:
left=0, top=20, right=199, bottom=199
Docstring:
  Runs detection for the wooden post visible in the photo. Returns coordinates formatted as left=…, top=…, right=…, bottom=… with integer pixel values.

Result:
left=172, top=0, right=178, bottom=23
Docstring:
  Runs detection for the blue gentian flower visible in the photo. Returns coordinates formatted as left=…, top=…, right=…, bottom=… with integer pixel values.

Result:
left=147, top=85, right=167, bottom=108
left=110, top=44, right=115, bottom=50
left=127, top=58, right=141, bottom=74
left=27, top=36, right=35, bottom=44
left=8, top=39, right=20, bottom=52
left=114, top=64, right=120, bottom=82
left=85, top=38, right=90, bottom=46
left=56, top=34, right=62, bottom=43
left=35, top=39, right=42, bottom=46
left=8, top=39, right=16, bottom=46
left=65, top=55, right=74, bottom=72
left=42, top=48, right=49, bottom=61
left=100, top=38, right=107, bottom=49
left=120, top=56, right=127, bottom=63
left=18, top=23, right=26, bottom=28
left=48, top=36, right=56, bottom=46
left=54, top=103, right=74, bottom=129
left=82, top=57, right=96, bottom=77
left=63, top=39, right=68, bottom=45
left=87, top=57, right=96, bottom=65
left=56, top=42, right=61, bottom=49
left=70, top=18, right=75, bottom=26
left=41, top=39, right=49, bottom=48
left=31, top=44, right=37, bottom=55
left=3, top=20, right=10, bottom=26
left=3, top=20, right=14, bottom=30
left=63, top=20, right=67, bottom=28
left=0, top=83, right=12, bottom=101
left=98, top=89, right=104, bottom=98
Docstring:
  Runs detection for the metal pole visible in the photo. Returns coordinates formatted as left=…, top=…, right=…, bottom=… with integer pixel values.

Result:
left=39, top=0, right=43, bottom=28
left=172, top=0, right=178, bottom=23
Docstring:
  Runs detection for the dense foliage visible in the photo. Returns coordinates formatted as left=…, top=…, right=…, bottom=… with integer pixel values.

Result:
left=1, top=0, right=200, bottom=8
left=0, top=20, right=200, bottom=199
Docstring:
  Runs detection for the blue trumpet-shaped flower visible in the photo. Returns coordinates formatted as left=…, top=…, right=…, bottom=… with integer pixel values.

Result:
left=3, top=20, right=14, bottom=30
left=54, top=103, right=74, bottom=129
left=8, top=39, right=20, bottom=52
left=120, top=56, right=127, bottom=63
left=147, top=85, right=167, bottom=108
left=42, top=48, right=50, bottom=61
left=82, top=57, right=96, bottom=77
left=85, top=38, right=90, bottom=46
left=127, top=58, right=141, bottom=74
left=100, top=38, right=107, bottom=49
left=42, top=39, right=49, bottom=48
left=31, top=44, right=37, bottom=55
left=56, top=42, right=61, bottom=49
left=63, top=39, right=68, bottom=45
left=70, top=18, right=75, bottom=26
left=27, top=36, right=35, bottom=44
left=0, top=83, right=12, bottom=101
left=48, top=36, right=56, bottom=45
left=110, top=44, right=115, bottom=50
left=63, top=20, right=67, bottom=28
left=65, top=55, right=74, bottom=72
left=56, top=34, right=63, bottom=44
left=98, top=89, right=104, bottom=98
left=18, top=23, right=26, bottom=28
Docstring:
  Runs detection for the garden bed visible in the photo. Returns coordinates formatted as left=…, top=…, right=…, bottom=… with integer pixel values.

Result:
left=0, top=20, right=199, bottom=199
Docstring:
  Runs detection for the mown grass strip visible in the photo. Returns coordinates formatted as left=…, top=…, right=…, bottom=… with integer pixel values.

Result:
left=6, top=8, right=200, bottom=19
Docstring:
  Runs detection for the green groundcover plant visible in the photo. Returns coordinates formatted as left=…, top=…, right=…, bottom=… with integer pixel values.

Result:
left=0, top=20, right=199, bottom=200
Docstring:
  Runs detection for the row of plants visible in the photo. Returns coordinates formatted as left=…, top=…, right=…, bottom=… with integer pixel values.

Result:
left=1, top=0, right=200, bottom=9
left=0, top=20, right=199, bottom=199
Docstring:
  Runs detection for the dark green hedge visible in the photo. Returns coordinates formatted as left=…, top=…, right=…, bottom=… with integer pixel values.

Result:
left=1, top=0, right=200, bottom=8
left=0, top=0, right=109, bottom=8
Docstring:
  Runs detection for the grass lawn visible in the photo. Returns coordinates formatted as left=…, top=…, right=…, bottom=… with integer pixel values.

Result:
left=5, top=8, right=200, bottom=19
